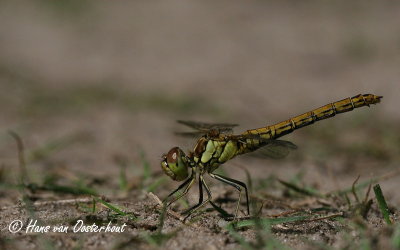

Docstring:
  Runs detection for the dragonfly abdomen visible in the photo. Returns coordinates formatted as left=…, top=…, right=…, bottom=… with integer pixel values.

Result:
left=243, top=94, right=382, bottom=147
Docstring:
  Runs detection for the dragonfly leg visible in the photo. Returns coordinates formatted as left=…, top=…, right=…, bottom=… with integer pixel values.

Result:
left=183, top=175, right=212, bottom=220
left=209, top=173, right=250, bottom=219
left=163, top=172, right=195, bottom=207
left=193, top=174, right=204, bottom=207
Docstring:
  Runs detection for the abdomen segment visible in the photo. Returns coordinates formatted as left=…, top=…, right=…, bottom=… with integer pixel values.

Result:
left=242, top=94, right=382, bottom=148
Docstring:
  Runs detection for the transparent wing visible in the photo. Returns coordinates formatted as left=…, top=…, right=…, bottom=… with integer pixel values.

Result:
left=177, top=120, right=238, bottom=131
left=231, top=133, right=297, bottom=159
left=175, top=120, right=239, bottom=138
left=256, top=139, right=297, bottom=159
left=174, top=131, right=207, bottom=138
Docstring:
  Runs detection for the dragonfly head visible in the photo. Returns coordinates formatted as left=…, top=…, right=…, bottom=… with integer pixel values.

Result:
left=161, top=147, right=189, bottom=181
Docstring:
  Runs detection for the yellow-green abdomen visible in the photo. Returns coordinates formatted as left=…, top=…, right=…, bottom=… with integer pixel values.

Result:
left=242, top=94, right=381, bottom=149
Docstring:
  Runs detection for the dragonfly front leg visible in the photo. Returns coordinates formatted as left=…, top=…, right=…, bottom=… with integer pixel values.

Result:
left=209, top=173, right=250, bottom=219
left=163, top=171, right=195, bottom=207
left=182, top=174, right=212, bottom=220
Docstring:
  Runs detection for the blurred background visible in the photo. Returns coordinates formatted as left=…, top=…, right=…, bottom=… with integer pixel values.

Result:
left=0, top=1, right=399, bottom=204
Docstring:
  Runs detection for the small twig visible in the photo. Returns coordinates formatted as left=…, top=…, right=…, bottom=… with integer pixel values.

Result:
left=1, top=198, right=93, bottom=210
left=331, top=169, right=400, bottom=196
left=256, top=201, right=264, bottom=217
left=344, top=193, right=351, bottom=206
left=148, top=192, right=184, bottom=222
left=34, top=198, right=93, bottom=206
left=304, top=212, right=344, bottom=222
left=352, top=175, right=360, bottom=203
left=8, top=131, right=29, bottom=183
left=268, top=210, right=299, bottom=218
left=364, top=182, right=372, bottom=204
left=316, top=198, right=334, bottom=207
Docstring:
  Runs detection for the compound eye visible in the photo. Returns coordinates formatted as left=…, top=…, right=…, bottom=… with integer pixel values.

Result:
left=161, top=147, right=188, bottom=181
left=166, top=147, right=180, bottom=164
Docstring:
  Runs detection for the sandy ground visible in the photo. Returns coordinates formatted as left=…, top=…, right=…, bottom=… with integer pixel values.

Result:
left=0, top=1, right=399, bottom=249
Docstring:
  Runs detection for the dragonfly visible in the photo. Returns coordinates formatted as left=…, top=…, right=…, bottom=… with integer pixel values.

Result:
left=161, top=94, right=382, bottom=220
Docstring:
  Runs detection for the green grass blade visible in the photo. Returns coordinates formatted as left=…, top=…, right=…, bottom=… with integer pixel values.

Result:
left=392, top=224, right=400, bottom=249
left=333, top=179, right=375, bottom=196
left=226, top=223, right=254, bottom=250
left=26, top=183, right=98, bottom=196
left=93, top=197, right=137, bottom=220
left=373, top=184, right=392, bottom=225
left=278, top=179, right=322, bottom=197
left=332, top=170, right=400, bottom=197
left=143, top=204, right=180, bottom=247
left=140, top=150, right=151, bottom=182
left=157, top=202, right=167, bottom=234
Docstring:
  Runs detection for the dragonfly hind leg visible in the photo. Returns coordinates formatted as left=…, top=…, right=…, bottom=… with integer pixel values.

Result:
left=209, top=173, right=250, bottom=219
left=182, top=174, right=212, bottom=220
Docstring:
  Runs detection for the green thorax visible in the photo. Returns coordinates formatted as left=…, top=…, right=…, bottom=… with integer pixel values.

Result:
left=191, top=136, right=245, bottom=173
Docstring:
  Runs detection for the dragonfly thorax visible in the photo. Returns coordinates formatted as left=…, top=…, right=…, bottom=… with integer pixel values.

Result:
left=161, top=147, right=190, bottom=181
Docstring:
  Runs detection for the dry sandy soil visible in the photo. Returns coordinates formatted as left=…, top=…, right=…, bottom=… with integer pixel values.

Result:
left=0, top=1, right=400, bottom=249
